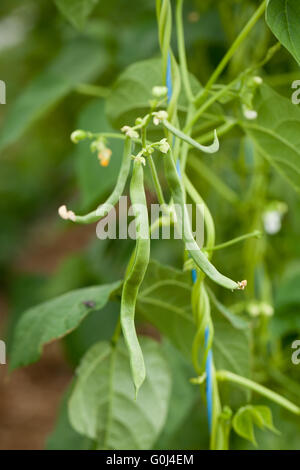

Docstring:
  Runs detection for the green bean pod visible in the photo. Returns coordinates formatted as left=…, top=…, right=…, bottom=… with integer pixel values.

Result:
left=164, top=150, right=240, bottom=290
left=121, top=160, right=150, bottom=395
left=191, top=280, right=214, bottom=374
left=74, top=137, right=132, bottom=224
left=163, top=120, right=219, bottom=154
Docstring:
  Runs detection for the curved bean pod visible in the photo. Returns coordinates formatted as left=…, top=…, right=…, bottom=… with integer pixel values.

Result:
left=121, top=160, right=150, bottom=395
left=164, top=149, right=240, bottom=290
left=163, top=120, right=219, bottom=154
left=72, top=137, right=132, bottom=224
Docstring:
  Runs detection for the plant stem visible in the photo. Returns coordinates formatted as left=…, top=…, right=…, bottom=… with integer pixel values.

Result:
left=204, top=230, right=262, bottom=252
left=194, top=0, right=267, bottom=106
left=111, top=319, right=121, bottom=346
left=142, top=126, right=166, bottom=206
left=180, top=103, right=195, bottom=171
left=176, top=0, right=194, bottom=102
left=75, top=83, right=110, bottom=98
left=183, top=175, right=215, bottom=250
left=186, top=76, right=242, bottom=131
left=98, top=132, right=126, bottom=141
left=148, top=155, right=166, bottom=206
left=157, top=0, right=172, bottom=83
left=216, top=370, right=300, bottom=416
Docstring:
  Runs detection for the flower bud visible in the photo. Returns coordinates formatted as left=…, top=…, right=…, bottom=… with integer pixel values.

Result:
left=158, top=138, right=170, bottom=154
left=153, top=110, right=168, bottom=126
left=152, top=86, right=168, bottom=98
left=243, top=106, right=257, bottom=120
left=71, top=130, right=87, bottom=144
left=98, top=147, right=112, bottom=167
left=58, top=205, right=76, bottom=222
left=121, top=126, right=139, bottom=139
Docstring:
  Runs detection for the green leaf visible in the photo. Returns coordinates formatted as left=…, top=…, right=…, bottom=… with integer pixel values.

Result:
left=0, top=39, right=107, bottom=151
left=137, top=260, right=250, bottom=382
left=46, top=386, right=94, bottom=450
left=154, top=341, right=198, bottom=449
left=272, top=265, right=300, bottom=337
left=233, top=406, right=257, bottom=446
left=213, top=309, right=250, bottom=380
left=233, top=405, right=279, bottom=446
left=75, top=99, right=124, bottom=208
left=9, top=281, right=121, bottom=370
left=207, top=287, right=249, bottom=330
left=251, top=406, right=279, bottom=434
left=106, top=58, right=204, bottom=129
left=242, top=84, right=300, bottom=192
left=54, top=0, right=99, bottom=30
left=266, top=0, right=300, bottom=65
left=106, top=58, right=163, bottom=128
left=275, top=264, right=300, bottom=309
left=136, top=259, right=194, bottom=359
left=69, top=337, right=171, bottom=449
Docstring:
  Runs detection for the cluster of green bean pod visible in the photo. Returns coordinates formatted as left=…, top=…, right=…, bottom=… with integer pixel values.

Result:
left=57, top=0, right=245, bottom=404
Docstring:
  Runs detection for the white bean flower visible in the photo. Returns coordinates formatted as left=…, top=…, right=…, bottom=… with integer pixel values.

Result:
left=152, top=86, right=168, bottom=98
left=243, top=106, right=257, bottom=120
left=58, top=205, right=76, bottom=222
left=158, top=138, right=170, bottom=154
left=263, top=210, right=282, bottom=234
left=152, top=110, right=168, bottom=126
left=121, top=126, right=139, bottom=139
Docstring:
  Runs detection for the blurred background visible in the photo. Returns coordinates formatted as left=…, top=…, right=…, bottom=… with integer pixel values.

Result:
left=0, top=0, right=300, bottom=450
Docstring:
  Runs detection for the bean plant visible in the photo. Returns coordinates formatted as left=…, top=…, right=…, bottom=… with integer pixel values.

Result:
left=8, top=0, right=300, bottom=450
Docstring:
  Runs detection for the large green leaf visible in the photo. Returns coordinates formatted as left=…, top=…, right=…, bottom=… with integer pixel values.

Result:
left=74, top=99, right=124, bottom=208
left=54, top=0, right=99, bottom=30
left=266, top=0, right=300, bottom=65
left=106, top=58, right=162, bottom=128
left=213, top=310, right=250, bottom=380
left=154, top=341, right=199, bottom=449
left=0, top=39, right=107, bottom=151
left=69, top=337, right=171, bottom=449
left=137, top=260, right=194, bottom=358
left=271, top=264, right=300, bottom=337
left=9, top=281, right=121, bottom=370
left=106, top=58, right=204, bottom=129
left=275, top=264, right=300, bottom=309
left=137, top=260, right=250, bottom=379
left=242, top=84, right=300, bottom=192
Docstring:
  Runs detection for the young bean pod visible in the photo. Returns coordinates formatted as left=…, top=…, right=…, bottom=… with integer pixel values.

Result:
left=164, top=149, right=241, bottom=290
left=71, top=137, right=132, bottom=224
left=121, top=160, right=150, bottom=395
left=163, top=120, right=219, bottom=154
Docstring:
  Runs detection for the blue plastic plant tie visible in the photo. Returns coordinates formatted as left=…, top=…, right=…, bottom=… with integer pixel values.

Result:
left=176, top=159, right=181, bottom=177
left=205, top=326, right=213, bottom=432
left=191, top=268, right=197, bottom=283
left=166, top=52, right=213, bottom=434
left=166, top=53, right=173, bottom=103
